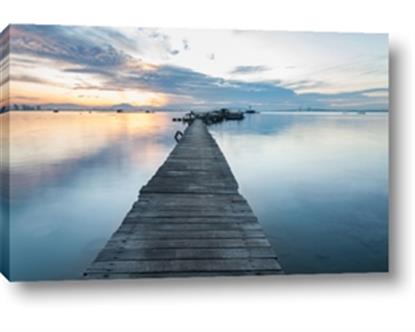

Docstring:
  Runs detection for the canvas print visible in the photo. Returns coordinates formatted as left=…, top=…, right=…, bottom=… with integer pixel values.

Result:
left=0, top=25, right=388, bottom=281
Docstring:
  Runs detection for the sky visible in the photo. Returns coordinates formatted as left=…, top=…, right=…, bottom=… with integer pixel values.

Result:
left=2, top=25, right=388, bottom=110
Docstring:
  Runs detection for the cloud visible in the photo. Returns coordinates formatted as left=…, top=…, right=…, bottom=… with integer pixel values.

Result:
left=11, top=25, right=131, bottom=71
left=301, top=87, right=388, bottom=99
left=138, top=28, right=181, bottom=57
left=362, top=90, right=388, bottom=98
left=72, top=82, right=125, bottom=92
left=10, top=74, right=53, bottom=85
left=0, top=76, right=8, bottom=86
left=12, top=95, right=39, bottom=100
left=282, top=79, right=329, bottom=91
left=8, top=25, right=388, bottom=110
left=299, top=88, right=389, bottom=109
left=96, top=64, right=300, bottom=108
left=63, top=66, right=115, bottom=76
left=0, top=26, right=10, bottom=63
left=230, top=65, right=271, bottom=75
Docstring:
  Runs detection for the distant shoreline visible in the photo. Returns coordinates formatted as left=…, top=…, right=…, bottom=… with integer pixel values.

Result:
left=3, top=109, right=389, bottom=114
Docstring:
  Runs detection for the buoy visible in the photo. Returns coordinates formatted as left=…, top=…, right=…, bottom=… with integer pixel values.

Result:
left=174, top=130, right=184, bottom=143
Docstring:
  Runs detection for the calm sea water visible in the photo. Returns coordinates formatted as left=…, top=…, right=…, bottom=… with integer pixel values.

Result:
left=5, top=111, right=388, bottom=280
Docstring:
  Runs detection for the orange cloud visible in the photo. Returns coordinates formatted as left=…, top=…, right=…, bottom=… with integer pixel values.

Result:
left=10, top=80, right=169, bottom=108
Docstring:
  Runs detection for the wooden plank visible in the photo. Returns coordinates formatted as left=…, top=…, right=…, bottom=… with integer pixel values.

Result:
left=133, top=200, right=251, bottom=210
left=95, top=247, right=277, bottom=261
left=122, top=216, right=260, bottom=224
left=85, top=119, right=283, bottom=279
left=87, top=258, right=282, bottom=274
left=125, top=212, right=256, bottom=218
left=116, top=222, right=263, bottom=232
left=108, top=231, right=266, bottom=241
left=104, top=238, right=274, bottom=249
left=85, top=270, right=283, bottom=279
left=136, top=193, right=249, bottom=204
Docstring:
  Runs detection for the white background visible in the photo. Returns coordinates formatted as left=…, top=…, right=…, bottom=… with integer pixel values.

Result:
left=1, top=1, right=413, bottom=331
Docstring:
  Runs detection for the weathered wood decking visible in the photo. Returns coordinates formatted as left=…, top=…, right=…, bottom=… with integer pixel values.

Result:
left=84, top=119, right=282, bottom=279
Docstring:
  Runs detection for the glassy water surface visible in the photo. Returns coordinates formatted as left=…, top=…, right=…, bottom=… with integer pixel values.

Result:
left=7, top=111, right=388, bottom=280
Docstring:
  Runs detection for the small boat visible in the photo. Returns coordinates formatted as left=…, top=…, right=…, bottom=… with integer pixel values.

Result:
left=245, top=106, right=257, bottom=114
left=116, top=109, right=123, bottom=113
left=53, top=109, right=59, bottom=113
left=225, top=111, right=245, bottom=120
left=183, top=112, right=196, bottom=123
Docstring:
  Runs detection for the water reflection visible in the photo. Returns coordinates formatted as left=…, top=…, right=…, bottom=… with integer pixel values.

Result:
left=6, top=111, right=388, bottom=279
left=9, top=112, right=175, bottom=199
left=8, top=111, right=185, bottom=280
left=211, top=112, right=388, bottom=274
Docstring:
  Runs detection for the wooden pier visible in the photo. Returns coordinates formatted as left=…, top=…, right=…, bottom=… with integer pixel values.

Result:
left=84, top=119, right=282, bottom=279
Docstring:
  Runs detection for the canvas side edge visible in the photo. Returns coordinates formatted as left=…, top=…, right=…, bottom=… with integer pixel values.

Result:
left=0, top=25, right=11, bottom=281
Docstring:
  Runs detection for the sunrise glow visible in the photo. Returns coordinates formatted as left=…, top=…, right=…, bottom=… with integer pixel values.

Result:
left=2, top=25, right=389, bottom=111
